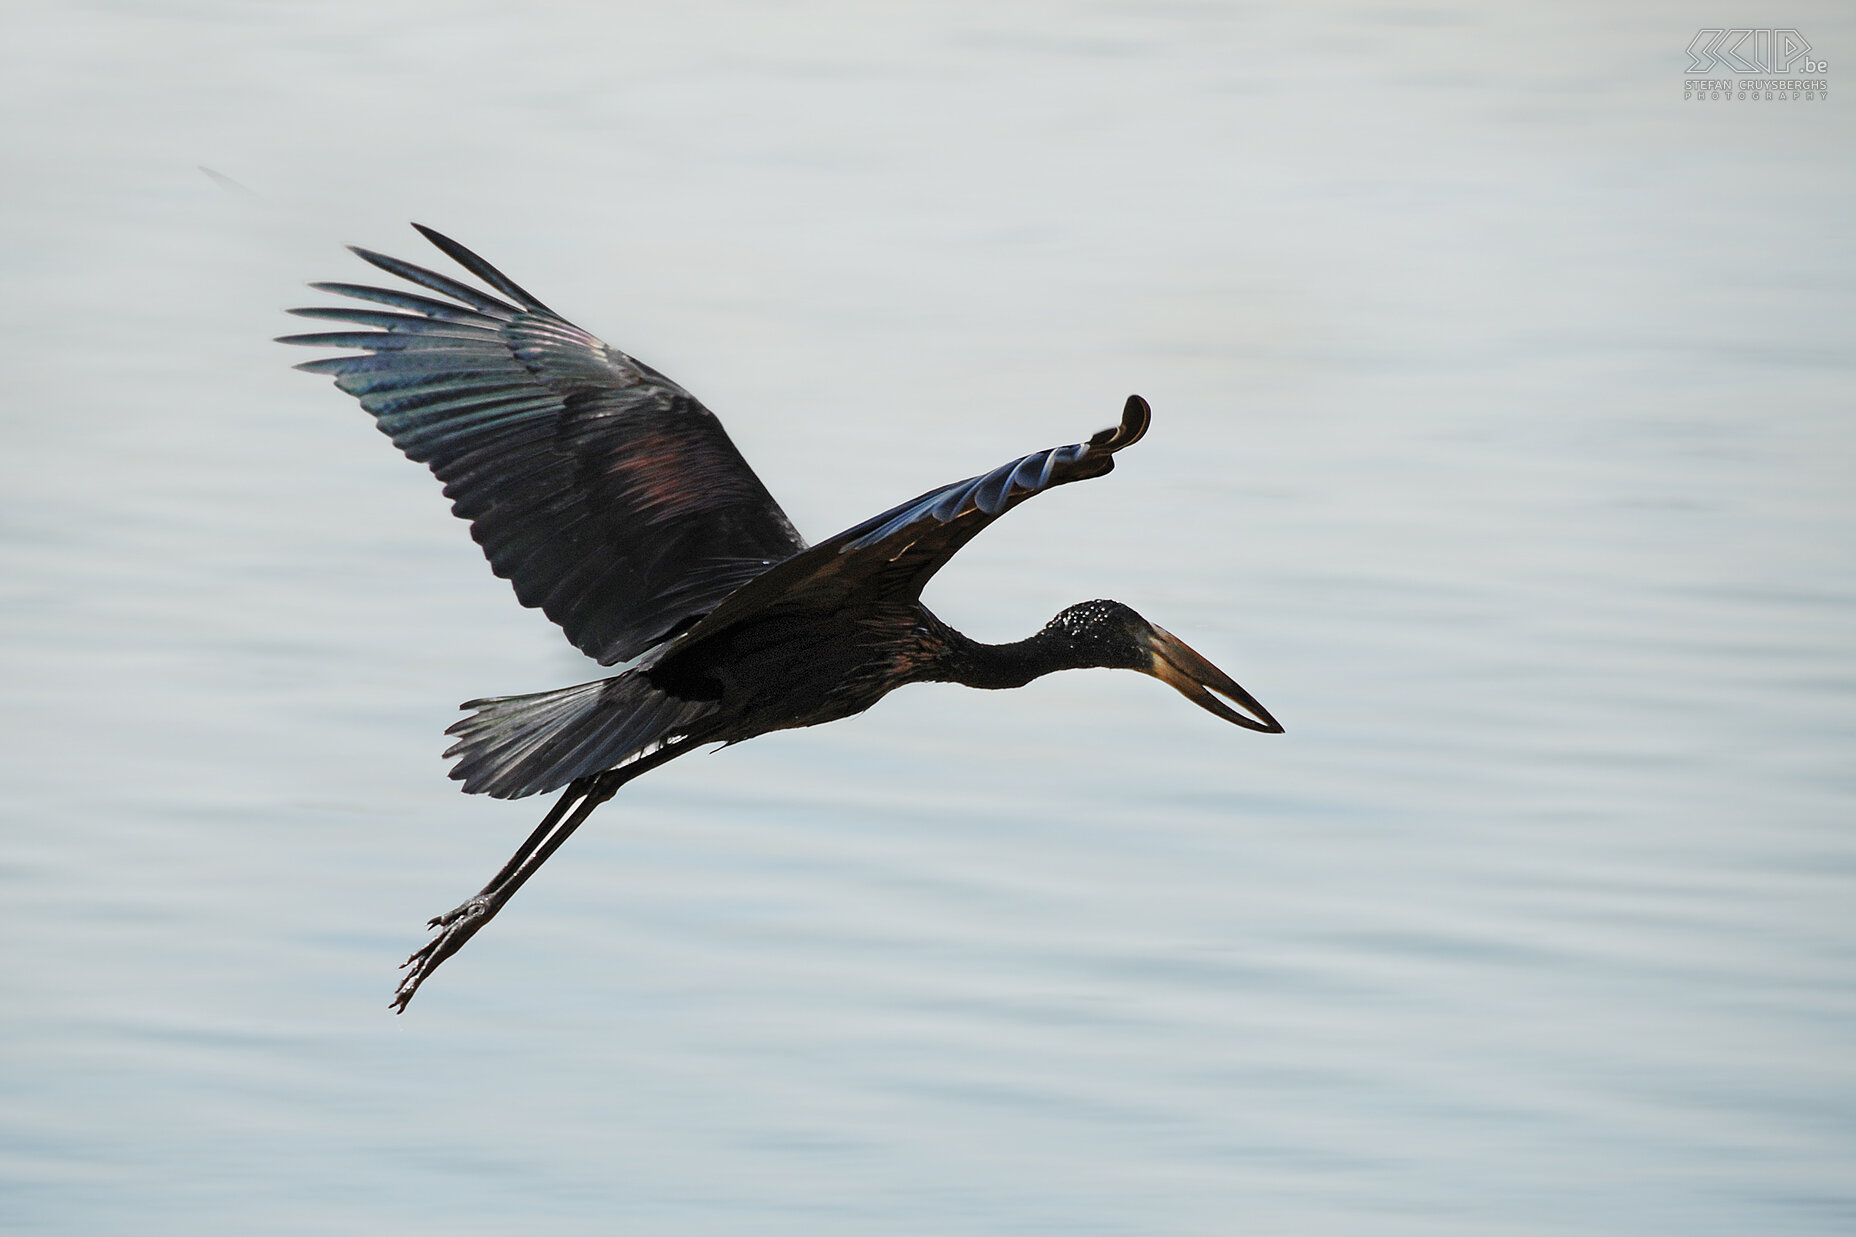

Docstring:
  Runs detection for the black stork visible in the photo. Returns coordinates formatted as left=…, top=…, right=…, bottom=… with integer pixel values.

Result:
left=282, top=225, right=1283, bottom=1011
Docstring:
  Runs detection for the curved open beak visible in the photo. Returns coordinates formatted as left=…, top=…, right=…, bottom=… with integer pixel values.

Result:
left=1145, top=625, right=1284, bottom=733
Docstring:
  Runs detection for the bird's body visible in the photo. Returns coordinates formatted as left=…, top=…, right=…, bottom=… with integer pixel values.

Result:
left=283, top=226, right=1281, bottom=1010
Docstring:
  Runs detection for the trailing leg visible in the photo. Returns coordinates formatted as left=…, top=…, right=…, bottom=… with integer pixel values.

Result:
left=391, top=739, right=696, bottom=1011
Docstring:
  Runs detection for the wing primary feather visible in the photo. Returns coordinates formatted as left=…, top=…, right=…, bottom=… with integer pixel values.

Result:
left=284, top=307, right=504, bottom=339
left=307, top=282, right=510, bottom=325
left=346, top=245, right=517, bottom=317
left=412, top=224, right=554, bottom=314
left=275, top=330, right=488, bottom=353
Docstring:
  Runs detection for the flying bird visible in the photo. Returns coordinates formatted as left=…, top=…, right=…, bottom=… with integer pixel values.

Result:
left=282, top=226, right=1283, bottom=1011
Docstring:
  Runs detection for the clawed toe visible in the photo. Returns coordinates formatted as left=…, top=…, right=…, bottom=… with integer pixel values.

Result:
left=398, top=934, right=440, bottom=972
left=391, top=897, right=499, bottom=1012
left=425, top=897, right=488, bottom=931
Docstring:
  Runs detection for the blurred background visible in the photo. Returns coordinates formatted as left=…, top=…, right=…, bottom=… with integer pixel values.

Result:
left=2, top=2, right=1852, bottom=1234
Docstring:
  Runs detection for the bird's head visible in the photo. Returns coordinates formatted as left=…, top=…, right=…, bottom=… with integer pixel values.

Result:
left=1041, top=601, right=1283, bottom=733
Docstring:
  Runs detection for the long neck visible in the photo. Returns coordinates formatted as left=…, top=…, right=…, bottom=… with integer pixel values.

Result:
left=927, top=618, right=1080, bottom=691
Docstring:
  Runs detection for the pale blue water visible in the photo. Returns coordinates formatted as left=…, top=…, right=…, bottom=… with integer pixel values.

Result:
left=3, top=3, right=1853, bottom=1234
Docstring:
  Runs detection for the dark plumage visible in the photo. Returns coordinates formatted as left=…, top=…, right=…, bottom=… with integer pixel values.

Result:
left=282, top=225, right=1283, bottom=1011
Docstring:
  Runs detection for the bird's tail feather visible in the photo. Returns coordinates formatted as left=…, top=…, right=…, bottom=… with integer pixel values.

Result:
left=444, top=672, right=714, bottom=800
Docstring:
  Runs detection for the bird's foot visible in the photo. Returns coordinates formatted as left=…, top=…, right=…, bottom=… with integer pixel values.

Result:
left=391, top=893, right=500, bottom=1013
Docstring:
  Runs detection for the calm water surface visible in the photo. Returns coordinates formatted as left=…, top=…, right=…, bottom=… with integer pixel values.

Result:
left=3, top=3, right=1852, bottom=1234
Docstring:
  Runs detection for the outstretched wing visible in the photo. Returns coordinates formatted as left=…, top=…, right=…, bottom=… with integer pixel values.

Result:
left=280, top=225, right=807, bottom=666
left=673, top=396, right=1152, bottom=647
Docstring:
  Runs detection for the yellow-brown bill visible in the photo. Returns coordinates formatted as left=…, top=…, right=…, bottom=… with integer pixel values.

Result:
left=1145, top=625, right=1283, bottom=733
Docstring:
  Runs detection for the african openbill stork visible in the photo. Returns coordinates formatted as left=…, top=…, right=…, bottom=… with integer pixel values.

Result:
left=282, top=226, right=1283, bottom=1011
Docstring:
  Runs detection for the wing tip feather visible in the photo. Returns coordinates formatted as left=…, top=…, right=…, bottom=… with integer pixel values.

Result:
left=410, top=223, right=553, bottom=313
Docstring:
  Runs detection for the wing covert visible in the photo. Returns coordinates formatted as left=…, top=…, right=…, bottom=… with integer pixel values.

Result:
left=281, top=225, right=807, bottom=665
